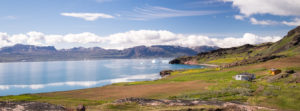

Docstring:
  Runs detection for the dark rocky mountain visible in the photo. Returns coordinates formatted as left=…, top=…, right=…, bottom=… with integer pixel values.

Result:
left=121, top=45, right=213, bottom=58
left=0, top=44, right=217, bottom=62
left=191, top=46, right=219, bottom=53
left=170, top=26, right=300, bottom=67
left=0, top=44, right=56, bottom=53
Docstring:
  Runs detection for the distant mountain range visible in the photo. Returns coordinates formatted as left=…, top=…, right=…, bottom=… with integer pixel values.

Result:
left=0, top=44, right=218, bottom=62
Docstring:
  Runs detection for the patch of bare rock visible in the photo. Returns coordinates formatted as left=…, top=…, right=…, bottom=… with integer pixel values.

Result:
left=160, top=70, right=174, bottom=77
left=115, top=97, right=276, bottom=111
left=266, top=70, right=299, bottom=83
left=0, top=101, right=65, bottom=111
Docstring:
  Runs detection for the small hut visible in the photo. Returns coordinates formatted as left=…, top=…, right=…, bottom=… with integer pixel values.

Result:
left=269, top=68, right=281, bottom=75
left=235, top=73, right=255, bottom=81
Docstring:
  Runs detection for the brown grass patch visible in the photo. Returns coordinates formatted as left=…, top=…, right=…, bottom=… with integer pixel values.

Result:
left=38, top=80, right=213, bottom=101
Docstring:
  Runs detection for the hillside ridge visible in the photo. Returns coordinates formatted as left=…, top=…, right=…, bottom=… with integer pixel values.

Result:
left=170, top=26, right=300, bottom=67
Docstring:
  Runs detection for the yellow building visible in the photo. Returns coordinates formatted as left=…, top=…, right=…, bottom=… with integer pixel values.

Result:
left=270, top=68, right=281, bottom=75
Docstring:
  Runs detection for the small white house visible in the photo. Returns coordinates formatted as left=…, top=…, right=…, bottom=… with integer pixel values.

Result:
left=235, top=73, right=255, bottom=81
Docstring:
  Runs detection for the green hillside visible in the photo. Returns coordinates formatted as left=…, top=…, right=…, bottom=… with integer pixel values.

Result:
left=170, top=26, right=300, bottom=67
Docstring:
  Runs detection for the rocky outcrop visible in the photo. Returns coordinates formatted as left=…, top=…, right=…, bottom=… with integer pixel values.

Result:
left=289, top=73, right=300, bottom=83
left=169, top=56, right=194, bottom=64
left=267, top=73, right=291, bottom=83
left=115, top=98, right=276, bottom=111
left=76, top=104, right=86, bottom=111
left=160, top=70, right=174, bottom=77
left=115, top=97, right=224, bottom=106
left=286, top=70, right=295, bottom=74
left=222, top=102, right=276, bottom=111
left=0, top=101, right=65, bottom=111
left=287, top=26, right=300, bottom=37
left=264, top=70, right=299, bottom=83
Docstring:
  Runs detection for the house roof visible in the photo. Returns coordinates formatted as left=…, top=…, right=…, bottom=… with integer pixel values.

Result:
left=270, top=68, right=280, bottom=71
left=237, top=73, right=254, bottom=76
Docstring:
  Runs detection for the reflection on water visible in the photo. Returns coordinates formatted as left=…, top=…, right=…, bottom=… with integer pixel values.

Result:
left=0, top=74, right=159, bottom=90
left=0, top=59, right=203, bottom=96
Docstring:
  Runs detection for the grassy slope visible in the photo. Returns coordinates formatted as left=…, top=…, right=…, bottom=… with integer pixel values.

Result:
left=1, top=54, right=300, bottom=110
left=176, top=27, right=300, bottom=66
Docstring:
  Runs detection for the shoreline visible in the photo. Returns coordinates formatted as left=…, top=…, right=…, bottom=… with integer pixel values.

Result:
left=182, top=63, right=219, bottom=67
left=0, top=57, right=175, bottom=64
left=180, top=60, right=219, bottom=68
left=199, top=63, right=219, bottom=67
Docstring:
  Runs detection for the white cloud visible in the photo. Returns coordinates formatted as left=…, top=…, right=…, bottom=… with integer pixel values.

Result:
left=282, top=18, right=300, bottom=26
left=224, top=0, right=300, bottom=26
left=128, top=6, right=220, bottom=20
left=250, top=17, right=278, bottom=25
left=234, top=15, right=245, bottom=20
left=0, top=30, right=282, bottom=49
left=0, top=85, right=9, bottom=90
left=224, top=0, right=300, bottom=17
left=61, top=13, right=114, bottom=21
left=63, top=32, right=103, bottom=43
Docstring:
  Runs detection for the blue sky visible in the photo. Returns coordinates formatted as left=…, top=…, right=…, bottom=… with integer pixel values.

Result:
left=0, top=0, right=299, bottom=49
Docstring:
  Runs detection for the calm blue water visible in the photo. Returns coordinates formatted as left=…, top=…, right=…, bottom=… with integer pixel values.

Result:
left=0, top=59, right=203, bottom=96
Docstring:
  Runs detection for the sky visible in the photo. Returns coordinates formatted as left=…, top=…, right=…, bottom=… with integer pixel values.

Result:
left=0, top=0, right=299, bottom=49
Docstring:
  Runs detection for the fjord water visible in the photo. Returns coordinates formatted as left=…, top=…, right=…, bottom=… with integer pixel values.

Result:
left=0, top=59, right=203, bottom=96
